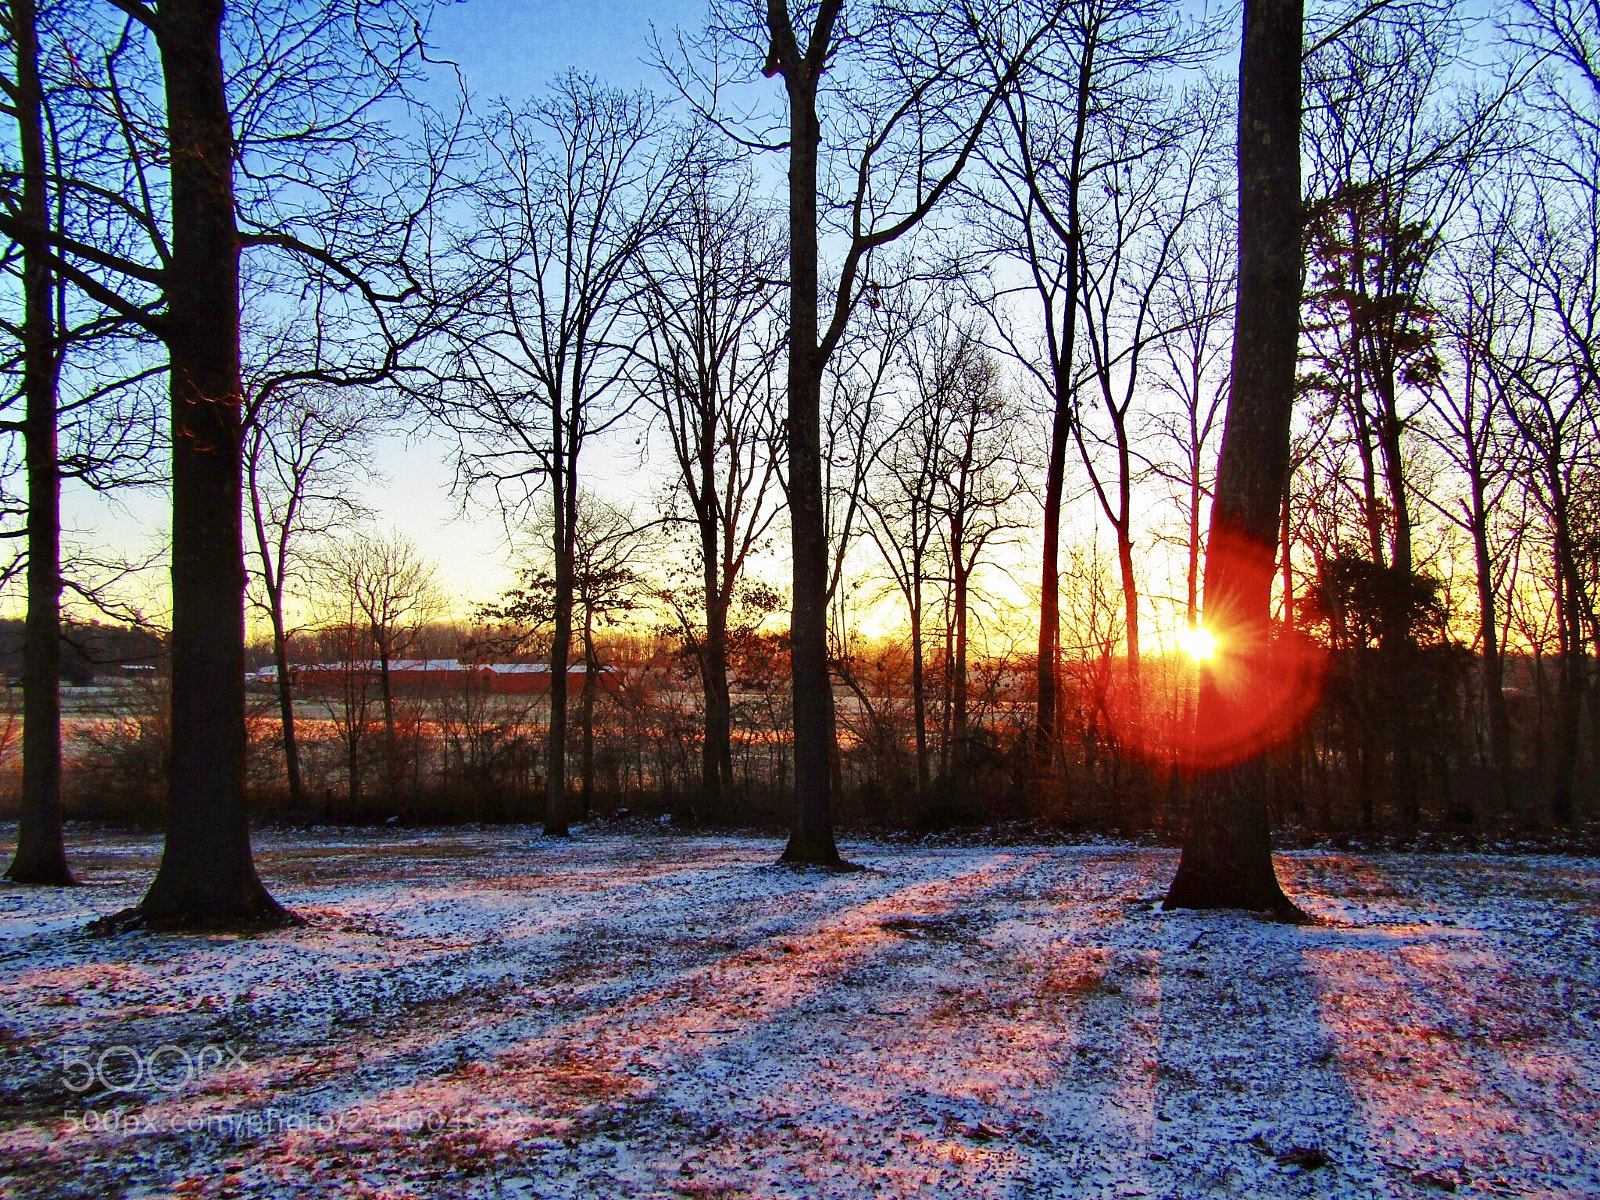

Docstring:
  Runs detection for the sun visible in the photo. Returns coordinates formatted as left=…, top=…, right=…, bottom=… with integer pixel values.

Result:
left=1176, top=625, right=1218, bottom=663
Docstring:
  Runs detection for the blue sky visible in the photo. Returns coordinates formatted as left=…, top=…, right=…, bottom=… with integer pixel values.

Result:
left=360, top=1, right=716, bottom=613
left=429, top=0, right=708, bottom=101
left=60, top=1, right=722, bottom=627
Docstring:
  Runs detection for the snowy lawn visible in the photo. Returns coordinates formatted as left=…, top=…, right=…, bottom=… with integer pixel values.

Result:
left=0, top=827, right=1596, bottom=1199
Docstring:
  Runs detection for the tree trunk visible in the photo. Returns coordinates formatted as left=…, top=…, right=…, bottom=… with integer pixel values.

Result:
left=341, top=650, right=365, bottom=810
left=129, top=0, right=289, bottom=929
left=1036, top=356, right=1070, bottom=768
left=779, top=69, right=842, bottom=868
left=703, top=602, right=733, bottom=815
left=1116, top=518, right=1141, bottom=689
left=701, top=507, right=732, bottom=813
left=910, top=591, right=929, bottom=804
left=1188, top=458, right=1203, bottom=628
left=1033, top=42, right=1093, bottom=772
left=1350, top=368, right=1387, bottom=568
left=953, top=555, right=970, bottom=745
left=1468, top=475, right=1513, bottom=814
left=4, top=0, right=73, bottom=886
left=581, top=605, right=596, bottom=821
left=1373, top=369, right=1413, bottom=575
left=1553, top=548, right=1581, bottom=826
left=377, top=643, right=398, bottom=805
left=269, top=607, right=305, bottom=809
left=545, top=455, right=575, bottom=837
left=1164, top=0, right=1304, bottom=919
left=1278, top=483, right=1294, bottom=626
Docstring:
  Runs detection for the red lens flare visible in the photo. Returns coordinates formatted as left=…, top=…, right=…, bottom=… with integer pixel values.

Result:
left=1116, top=531, right=1328, bottom=771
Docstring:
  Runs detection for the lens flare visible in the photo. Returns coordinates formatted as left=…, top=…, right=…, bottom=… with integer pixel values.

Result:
left=1176, top=625, right=1218, bottom=662
left=1113, top=531, right=1328, bottom=772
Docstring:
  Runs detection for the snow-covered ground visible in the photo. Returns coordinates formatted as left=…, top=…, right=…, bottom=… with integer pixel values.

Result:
left=1, top=827, right=1596, bottom=1199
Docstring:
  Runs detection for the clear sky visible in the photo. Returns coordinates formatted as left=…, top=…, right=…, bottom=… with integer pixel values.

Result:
left=430, top=0, right=708, bottom=97
left=58, top=1, right=718, bottom=628
left=354, top=1, right=717, bottom=612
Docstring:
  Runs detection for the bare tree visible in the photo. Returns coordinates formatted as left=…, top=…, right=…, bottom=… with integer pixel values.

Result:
left=1300, top=0, right=1519, bottom=580
left=688, top=0, right=1058, bottom=864
left=1422, top=199, right=1525, bottom=809
left=482, top=495, right=646, bottom=817
left=1, top=0, right=164, bottom=885
left=2, top=0, right=68, bottom=883
left=122, top=0, right=288, bottom=926
left=245, top=383, right=379, bottom=809
left=1499, top=210, right=1599, bottom=824
left=1146, top=195, right=1234, bottom=637
left=325, top=529, right=442, bottom=807
left=862, top=302, right=952, bottom=805
left=933, top=327, right=1027, bottom=764
left=974, top=0, right=1213, bottom=766
left=632, top=166, right=783, bottom=813
left=1506, top=0, right=1600, bottom=824
left=860, top=294, right=1024, bottom=800
left=431, top=73, right=679, bottom=838
left=6, top=0, right=446, bottom=927
left=1074, top=80, right=1230, bottom=688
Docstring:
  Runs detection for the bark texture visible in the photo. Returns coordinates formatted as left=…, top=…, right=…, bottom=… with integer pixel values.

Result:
left=1164, top=0, right=1304, bottom=917
left=130, top=0, right=290, bottom=930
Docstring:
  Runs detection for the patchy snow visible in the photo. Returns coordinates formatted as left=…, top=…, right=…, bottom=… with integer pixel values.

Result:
left=1, top=827, right=1596, bottom=1198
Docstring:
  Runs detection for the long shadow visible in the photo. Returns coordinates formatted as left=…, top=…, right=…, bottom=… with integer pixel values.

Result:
left=13, top=842, right=1589, bottom=1199
left=0, top=835, right=1036, bottom=1197
left=1287, top=851, right=1600, bottom=1197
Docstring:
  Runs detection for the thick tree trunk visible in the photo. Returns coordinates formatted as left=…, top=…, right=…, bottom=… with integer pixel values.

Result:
left=130, top=0, right=289, bottom=930
left=1164, top=0, right=1304, bottom=919
left=5, top=0, right=73, bottom=886
left=779, top=70, right=842, bottom=867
